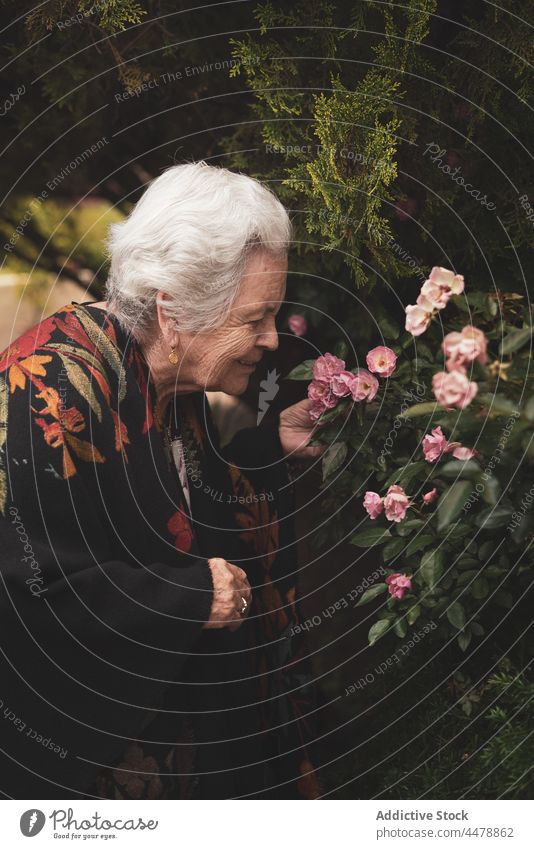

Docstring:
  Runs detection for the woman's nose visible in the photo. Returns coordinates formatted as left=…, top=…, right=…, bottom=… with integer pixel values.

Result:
left=256, top=328, right=279, bottom=351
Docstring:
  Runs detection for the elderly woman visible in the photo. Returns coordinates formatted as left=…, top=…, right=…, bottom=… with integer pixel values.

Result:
left=0, top=162, right=323, bottom=800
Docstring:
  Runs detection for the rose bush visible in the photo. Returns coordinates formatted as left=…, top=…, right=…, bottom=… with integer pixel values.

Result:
left=287, top=267, right=534, bottom=651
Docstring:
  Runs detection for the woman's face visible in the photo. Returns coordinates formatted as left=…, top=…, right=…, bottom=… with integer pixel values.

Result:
left=178, top=251, right=287, bottom=395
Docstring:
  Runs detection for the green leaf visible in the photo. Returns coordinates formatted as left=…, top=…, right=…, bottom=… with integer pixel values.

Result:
left=478, top=540, right=495, bottom=561
left=462, top=698, right=473, bottom=716
left=406, top=604, right=421, bottom=625
left=421, top=597, right=438, bottom=609
left=485, top=565, right=505, bottom=578
left=511, top=512, right=534, bottom=544
left=452, top=295, right=470, bottom=313
left=523, top=396, right=534, bottom=422
left=477, top=393, right=520, bottom=417
left=378, top=314, right=400, bottom=340
left=399, top=402, right=440, bottom=419
left=440, top=459, right=481, bottom=479
left=523, top=432, right=534, bottom=460
left=480, top=476, right=501, bottom=506
left=383, top=461, right=427, bottom=489
left=437, top=481, right=473, bottom=531
left=466, top=291, right=489, bottom=311
left=355, top=583, right=388, bottom=606
left=316, top=400, right=350, bottom=425
left=485, top=295, right=498, bottom=318
left=350, top=527, right=392, bottom=547
left=458, top=557, right=480, bottom=569
left=456, top=570, right=479, bottom=585
left=405, top=534, right=434, bottom=556
left=414, top=341, right=434, bottom=361
left=399, top=332, right=415, bottom=350
left=475, top=506, right=512, bottom=530
left=420, top=548, right=444, bottom=588
left=322, top=441, right=348, bottom=482
left=446, top=523, right=471, bottom=540
left=368, top=619, right=391, bottom=645
left=499, top=327, right=532, bottom=355
left=394, top=617, right=408, bottom=638
left=457, top=630, right=472, bottom=651
left=447, top=601, right=466, bottom=630
left=334, top=341, right=349, bottom=360
left=285, top=359, right=315, bottom=380
left=378, top=610, right=397, bottom=622
left=392, top=361, right=412, bottom=382
left=396, top=518, right=425, bottom=537
left=472, top=577, right=489, bottom=599
left=382, top=537, right=405, bottom=560
left=495, top=590, right=513, bottom=608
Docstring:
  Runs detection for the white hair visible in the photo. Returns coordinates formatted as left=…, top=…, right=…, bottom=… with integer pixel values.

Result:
left=105, top=161, right=292, bottom=339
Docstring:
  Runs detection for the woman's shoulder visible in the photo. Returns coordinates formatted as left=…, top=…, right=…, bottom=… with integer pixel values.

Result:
left=1, top=301, right=118, bottom=362
left=0, top=303, right=138, bottom=512
left=0, top=301, right=130, bottom=398
left=0, top=301, right=131, bottom=452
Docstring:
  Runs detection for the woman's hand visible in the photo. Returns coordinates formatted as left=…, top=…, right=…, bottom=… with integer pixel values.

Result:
left=204, top=558, right=252, bottom=632
left=279, top=398, right=327, bottom=460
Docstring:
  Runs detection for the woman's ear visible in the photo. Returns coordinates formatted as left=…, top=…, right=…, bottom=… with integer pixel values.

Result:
left=155, top=291, right=178, bottom=346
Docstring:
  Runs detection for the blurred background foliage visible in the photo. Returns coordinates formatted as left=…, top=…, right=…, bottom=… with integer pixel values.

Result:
left=1, top=0, right=533, bottom=797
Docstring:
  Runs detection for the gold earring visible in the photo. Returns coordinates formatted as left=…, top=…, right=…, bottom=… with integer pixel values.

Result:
left=168, top=346, right=179, bottom=365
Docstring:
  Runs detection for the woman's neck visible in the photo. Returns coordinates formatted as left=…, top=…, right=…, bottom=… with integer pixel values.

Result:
left=142, top=331, right=199, bottom=407
left=89, top=299, right=197, bottom=405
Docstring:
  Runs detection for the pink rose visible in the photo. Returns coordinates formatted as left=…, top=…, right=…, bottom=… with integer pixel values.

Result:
left=386, top=573, right=412, bottom=600
left=406, top=265, right=466, bottom=336
left=443, top=325, right=488, bottom=372
left=383, top=484, right=411, bottom=522
left=309, top=403, right=322, bottom=421
left=288, top=314, right=308, bottom=336
left=363, top=491, right=383, bottom=520
left=405, top=303, right=432, bottom=336
left=422, top=426, right=450, bottom=463
left=308, top=379, right=337, bottom=410
left=307, top=380, right=337, bottom=422
left=432, top=370, right=478, bottom=409
left=422, top=426, right=475, bottom=463
left=462, top=326, right=488, bottom=364
left=423, top=488, right=439, bottom=504
left=309, top=401, right=326, bottom=421
left=451, top=445, right=476, bottom=461
left=419, top=278, right=452, bottom=310
left=429, top=266, right=465, bottom=295
left=442, top=330, right=465, bottom=369
left=350, top=369, right=379, bottom=402
left=313, top=353, right=346, bottom=382
left=366, top=346, right=397, bottom=378
left=331, top=370, right=355, bottom=397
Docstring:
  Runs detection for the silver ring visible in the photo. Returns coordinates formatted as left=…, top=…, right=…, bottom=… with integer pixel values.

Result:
left=240, top=596, right=248, bottom=616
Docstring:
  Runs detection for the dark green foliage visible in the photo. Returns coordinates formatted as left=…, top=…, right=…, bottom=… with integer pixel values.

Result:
left=222, top=0, right=534, bottom=349
left=327, top=653, right=534, bottom=799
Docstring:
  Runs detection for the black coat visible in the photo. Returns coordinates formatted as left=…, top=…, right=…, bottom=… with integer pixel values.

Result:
left=0, top=302, right=320, bottom=799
